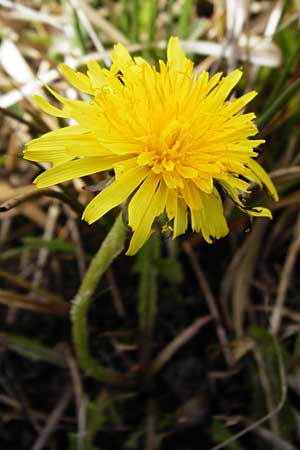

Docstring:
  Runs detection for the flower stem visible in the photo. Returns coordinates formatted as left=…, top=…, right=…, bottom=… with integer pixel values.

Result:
left=71, top=212, right=127, bottom=384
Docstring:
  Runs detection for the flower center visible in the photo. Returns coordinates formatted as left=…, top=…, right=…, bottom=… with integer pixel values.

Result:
left=137, top=139, right=182, bottom=174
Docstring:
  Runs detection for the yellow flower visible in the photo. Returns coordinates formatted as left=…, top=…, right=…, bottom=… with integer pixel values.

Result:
left=24, top=37, right=278, bottom=255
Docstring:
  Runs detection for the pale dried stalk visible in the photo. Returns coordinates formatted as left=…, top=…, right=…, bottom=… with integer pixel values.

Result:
left=270, top=212, right=300, bottom=335
left=32, top=203, right=60, bottom=287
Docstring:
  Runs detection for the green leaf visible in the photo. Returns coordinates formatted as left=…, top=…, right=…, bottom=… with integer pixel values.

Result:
left=22, top=237, right=76, bottom=254
left=2, top=333, right=67, bottom=367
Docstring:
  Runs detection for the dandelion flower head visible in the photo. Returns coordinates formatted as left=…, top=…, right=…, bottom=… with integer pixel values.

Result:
left=24, top=37, right=278, bottom=255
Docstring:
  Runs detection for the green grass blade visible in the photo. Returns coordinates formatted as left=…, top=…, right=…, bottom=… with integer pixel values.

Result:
left=178, top=0, right=193, bottom=38
left=257, top=76, right=300, bottom=130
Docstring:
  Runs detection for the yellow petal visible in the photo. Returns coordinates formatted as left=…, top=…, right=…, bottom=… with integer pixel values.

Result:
left=193, top=176, right=213, bottom=194
left=242, top=206, right=273, bottom=219
left=173, top=197, right=188, bottom=238
left=222, top=175, right=251, bottom=193
left=247, top=158, right=279, bottom=201
left=213, top=70, right=243, bottom=103
left=166, top=189, right=177, bottom=219
left=111, top=43, right=133, bottom=67
left=45, top=85, right=71, bottom=106
left=181, top=181, right=202, bottom=210
left=190, top=189, right=229, bottom=243
left=24, top=127, right=112, bottom=163
left=163, top=172, right=177, bottom=189
left=83, top=166, right=149, bottom=224
left=34, top=155, right=125, bottom=188
left=177, top=165, right=198, bottom=179
left=33, top=95, right=70, bottom=118
left=167, top=36, right=186, bottom=70
left=126, top=181, right=168, bottom=255
left=220, top=181, right=273, bottom=219
left=24, top=147, right=71, bottom=166
left=60, top=64, right=93, bottom=94
left=225, top=91, right=257, bottom=116
left=128, top=172, right=160, bottom=230
left=114, top=157, right=137, bottom=178
left=101, top=140, right=142, bottom=155
left=134, top=56, right=149, bottom=66
left=87, top=60, right=107, bottom=88
left=203, top=72, right=222, bottom=96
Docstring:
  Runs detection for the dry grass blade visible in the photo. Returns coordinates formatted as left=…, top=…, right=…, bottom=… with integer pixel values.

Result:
left=32, top=203, right=60, bottom=287
left=146, top=398, right=157, bottom=450
left=270, top=212, right=300, bottom=335
left=0, top=68, right=59, bottom=109
left=0, top=183, right=37, bottom=206
left=272, top=193, right=300, bottom=211
left=31, top=386, right=73, bottom=450
left=0, top=290, right=70, bottom=316
left=64, top=345, right=85, bottom=449
left=68, top=0, right=111, bottom=67
left=264, top=0, right=284, bottom=38
left=254, top=305, right=300, bottom=323
left=245, top=423, right=297, bottom=450
left=0, top=0, right=64, bottom=29
left=183, top=241, right=233, bottom=366
left=0, top=270, right=66, bottom=305
left=0, top=38, right=35, bottom=86
left=209, top=336, right=286, bottom=450
left=226, top=0, right=247, bottom=38
left=77, top=1, right=129, bottom=45
left=0, top=0, right=298, bottom=448
left=65, top=209, right=86, bottom=280
left=169, top=39, right=281, bottom=68
left=222, top=220, right=268, bottom=337
left=253, top=347, right=279, bottom=433
left=0, top=186, right=83, bottom=216
left=151, top=315, right=212, bottom=374
left=225, top=0, right=247, bottom=71
left=106, top=268, right=125, bottom=317
left=270, top=166, right=300, bottom=184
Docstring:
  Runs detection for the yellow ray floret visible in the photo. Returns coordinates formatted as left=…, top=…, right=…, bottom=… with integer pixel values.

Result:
left=24, top=36, right=278, bottom=255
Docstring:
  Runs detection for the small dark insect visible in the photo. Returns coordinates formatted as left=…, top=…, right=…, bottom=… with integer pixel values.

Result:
left=116, top=70, right=125, bottom=86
